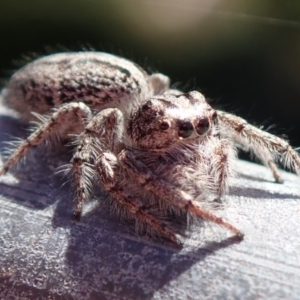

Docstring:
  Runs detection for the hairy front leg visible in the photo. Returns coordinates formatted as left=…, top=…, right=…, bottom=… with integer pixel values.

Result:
left=119, top=149, right=244, bottom=239
left=217, top=111, right=300, bottom=183
left=0, top=102, right=91, bottom=176
left=96, top=152, right=179, bottom=243
left=71, top=108, right=124, bottom=219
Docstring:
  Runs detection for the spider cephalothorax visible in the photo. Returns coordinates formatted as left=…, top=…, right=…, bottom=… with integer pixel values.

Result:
left=1, top=52, right=300, bottom=244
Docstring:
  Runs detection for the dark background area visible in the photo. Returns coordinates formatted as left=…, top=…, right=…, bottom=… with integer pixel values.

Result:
left=1, top=0, right=300, bottom=150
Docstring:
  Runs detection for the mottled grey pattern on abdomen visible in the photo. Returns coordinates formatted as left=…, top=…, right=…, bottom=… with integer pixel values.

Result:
left=3, top=52, right=151, bottom=120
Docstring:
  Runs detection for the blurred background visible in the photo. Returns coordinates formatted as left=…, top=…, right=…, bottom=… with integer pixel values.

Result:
left=1, top=0, right=300, bottom=155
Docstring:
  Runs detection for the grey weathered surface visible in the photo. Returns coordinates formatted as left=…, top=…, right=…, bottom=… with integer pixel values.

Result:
left=0, top=102, right=299, bottom=300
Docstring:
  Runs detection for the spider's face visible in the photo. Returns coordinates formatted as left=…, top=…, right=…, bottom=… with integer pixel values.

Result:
left=127, top=91, right=217, bottom=150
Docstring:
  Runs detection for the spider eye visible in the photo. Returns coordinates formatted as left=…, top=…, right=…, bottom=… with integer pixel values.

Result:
left=196, top=118, right=210, bottom=135
left=159, top=121, right=170, bottom=130
left=178, top=120, right=194, bottom=138
left=142, top=100, right=152, bottom=111
left=212, top=111, right=218, bottom=125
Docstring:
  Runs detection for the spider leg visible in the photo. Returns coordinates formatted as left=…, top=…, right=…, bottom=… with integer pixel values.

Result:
left=209, top=139, right=236, bottom=197
left=0, top=102, right=91, bottom=176
left=217, top=111, right=300, bottom=183
left=119, top=149, right=244, bottom=239
left=96, top=152, right=178, bottom=243
left=71, top=108, right=123, bottom=219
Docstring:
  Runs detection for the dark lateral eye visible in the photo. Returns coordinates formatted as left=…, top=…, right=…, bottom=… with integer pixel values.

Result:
left=159, top=121, right=170, bottom=130
left=178, top=120, right=194, bottom=138
left=142, top=100, right=152, bottom=111
left=196, top=118, right=210, bottom=135
left=212, top=111, right=218, bottom=125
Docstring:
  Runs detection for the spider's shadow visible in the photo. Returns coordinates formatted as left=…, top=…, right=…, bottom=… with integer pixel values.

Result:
left=55, top=196, right=243, bottom=299
left=230, top=185, right=299, bottom=200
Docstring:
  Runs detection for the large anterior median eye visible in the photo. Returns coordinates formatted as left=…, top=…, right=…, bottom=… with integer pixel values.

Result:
left=196, top=117, right=209, bottom=135
left=178, top=120, right=194, bottom=138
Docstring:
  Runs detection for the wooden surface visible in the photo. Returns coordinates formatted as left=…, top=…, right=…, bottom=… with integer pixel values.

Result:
left=0, top=102, right=300, bottom=299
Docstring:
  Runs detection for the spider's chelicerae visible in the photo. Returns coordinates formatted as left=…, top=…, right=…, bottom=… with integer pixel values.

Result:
left=1, top=52, right=299, bottom=243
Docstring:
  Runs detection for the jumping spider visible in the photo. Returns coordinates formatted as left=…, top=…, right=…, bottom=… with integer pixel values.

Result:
left=1, top=52, right=299, bottom=244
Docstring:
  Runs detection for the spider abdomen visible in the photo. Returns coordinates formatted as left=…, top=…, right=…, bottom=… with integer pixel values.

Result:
left=2, top=52, right=169, bottom=122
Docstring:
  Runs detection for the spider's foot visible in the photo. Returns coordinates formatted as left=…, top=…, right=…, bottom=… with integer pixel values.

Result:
left=213, top=197, right=222, bottom=203
left=72, top=211, right=82, bottom=221
left=173, top=234, right=184, bottom=247
left=0, top=166, right=9, bottom=177
left=235, top=230, right=245, bottom=241
left=275, top=177, right=284, bottom=184
left=269, top=161, right=284, bottom=184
